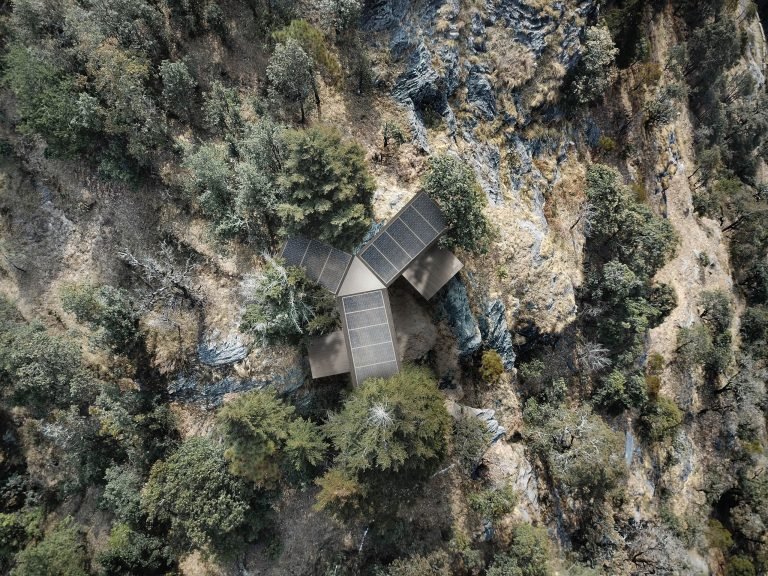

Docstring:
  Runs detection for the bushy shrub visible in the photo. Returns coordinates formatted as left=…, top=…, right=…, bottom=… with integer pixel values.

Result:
left=10, top=517, right=88, bottom=576
left=480, top=350, right=505, bottom=383
left=240, top=257, right=338, bottom=344
left=638, top=396, right=683, bottom=441
left=421, top=155, right=492, bottom=254
left=468, top=483, right=518, bottom=520
left=486, top=524, right=552, bottom=576
left=159, top=60, right=196, bottom=116
left=96, top=523, right=172, bottom=576
left=453, top=415, right=491, bottom=476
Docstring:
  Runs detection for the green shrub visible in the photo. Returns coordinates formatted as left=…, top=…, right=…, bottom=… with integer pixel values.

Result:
left=453, top=415, right=491, bottom=476
left=421, top=155, right=492, bottom=254
left=480, top=350, right=505, bottom=383
left=468, top=483, right=518, bottom=520
left=277, top=126, right=374, bottom=250
left=101, top=465, right=144, bottom=526
left=10, top=517, right=88, bottom=576
left=486, top=523, right=552, bottom=576
left=60, top=284, right=141, bottom=354
left=726, top=556, right=756, bottom=576
left=639, top=396, right=683, bottom=441
left=240, top=257, right=338, bottom=344
left=706, top=519, right=733, bottom=551
left=96, top=523, right=172, bottom=576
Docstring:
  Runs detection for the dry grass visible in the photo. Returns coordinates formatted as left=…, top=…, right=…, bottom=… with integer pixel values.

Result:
left=487, top=35, right=536, bottom=90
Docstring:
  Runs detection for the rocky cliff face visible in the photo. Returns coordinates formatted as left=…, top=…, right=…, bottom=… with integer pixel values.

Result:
left=361, top=0, right=767, bottom=571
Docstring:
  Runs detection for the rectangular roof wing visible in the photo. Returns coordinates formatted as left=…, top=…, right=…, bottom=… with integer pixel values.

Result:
left=358, top=193, right=448, bottom=286
left=281, top=236, right=353, bottom=294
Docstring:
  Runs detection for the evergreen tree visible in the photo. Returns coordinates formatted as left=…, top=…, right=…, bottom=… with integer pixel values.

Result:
left=277, top=126, right=374, bottom=250
left=421, top=155, right=491, bottom=254
left=267, top=39, right=316, bottom=123
left=141, top=437, right=265, bottom=554
left=323, top=365, right=451, bottom=475
left=216, top=389, right=326, bottom=487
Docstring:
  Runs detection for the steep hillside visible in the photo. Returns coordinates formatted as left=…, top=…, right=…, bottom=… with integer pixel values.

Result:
left=0, top=0, right=766, bottom=575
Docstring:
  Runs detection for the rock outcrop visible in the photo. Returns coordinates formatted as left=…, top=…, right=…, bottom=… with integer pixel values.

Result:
left=433, top=276, right=482, bottom=358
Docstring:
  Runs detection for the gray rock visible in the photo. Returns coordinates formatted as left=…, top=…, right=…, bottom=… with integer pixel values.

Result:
left=467, top=65, right=496, bottom=120
left=479, top=299, right=516, bottom=369
left=389, top=27, right=413, bottom=61
left=392, top=43, right=441, bottom=106
left=433, top=276, right=482, bottom=357
left=360, top=0, right=410, bottom=31
left=168, top=365, right=306, bottom=410
left=197, top=331, right=248, bottom=366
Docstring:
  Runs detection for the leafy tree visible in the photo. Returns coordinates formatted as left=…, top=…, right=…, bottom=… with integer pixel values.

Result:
left=216, top=389, right=326, bottom=487
left=273, top=20, right=340, bottom=82
left=0, top=510, right=41, bottom=573
left=202, top=80, right=243, bottom=136
left=486, top=524, right=552, bottom=576
left=698, top=289, right=733, bottom=334
left=3, top=45, right=84, bottom=155
left=11, top=517, right=88, bottom=576
left=318, top=0, right=361, bottom=36
left=141, top=436, right=265, bottom=554
left=240, top=256, right=338, bottom=344
left=159, top=60, right=196, bottom=116
left=0, top=325, right=96, bottom=415
left=96, top=523, right=173, bottom=576
left=323, top=365, right=451, bottom=476
left=267, top=39, right=317, bottom=123
left=421, top=155, right=492, bottom=254
left=181, top=141, right=232, bottom=220
left=84, top=38, right=166, bottom=167
left=525, top=403, right=626, bottom=500
left=101, top=465, right=144, bottom=525
left=61, top=284, right=141, bottom=354
left=277, top=126, right=374, bottom=250
left=571, top=26, right=618, bottom=104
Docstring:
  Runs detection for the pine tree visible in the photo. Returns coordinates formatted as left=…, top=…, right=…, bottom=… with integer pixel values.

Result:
left=276, top=126, right=374, bottom=250
left=216, top=389, right=326, bottom=487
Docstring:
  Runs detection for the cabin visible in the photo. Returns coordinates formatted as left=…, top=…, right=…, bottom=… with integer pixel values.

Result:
left=281, top=192, right=463, bottom=386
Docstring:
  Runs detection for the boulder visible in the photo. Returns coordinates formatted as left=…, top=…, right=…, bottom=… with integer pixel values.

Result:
left=197, top=330, right=248, bottom=366
left=467, top=65, right=496, bottom=120
left=433, top=276, right=482, bottom=358
left=478, top=299, right=516, bottom=369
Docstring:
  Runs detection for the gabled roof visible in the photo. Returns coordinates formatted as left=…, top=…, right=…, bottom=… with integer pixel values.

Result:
left=281, top=236, right=353, bottom=294
left=357, top=193, right=448, bottom=286
left=281, top=192, right=463, bottom=387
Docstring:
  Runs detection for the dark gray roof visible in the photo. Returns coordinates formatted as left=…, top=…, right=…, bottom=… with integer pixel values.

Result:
left=339, top=289, right=400, bottom=386
left=283, top=192, right=462, bottom=386
left=358, top=193, right=448, bottom=286
left=281, top=236, right=353, bottom=294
